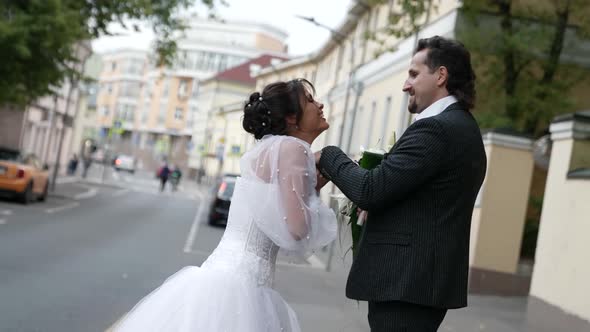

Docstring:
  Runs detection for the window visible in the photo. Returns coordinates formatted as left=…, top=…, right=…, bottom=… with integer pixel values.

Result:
left=218, top=54, right=228, bottom=71
left=187, top=107, right=197, bottom=127
left=381, top=96, right=392, bottom=149
left=206, top=53, right=216, bottom=71
left=101, top=106, right=110, bottom=116
left=372, top=6, right=380, bottom=32
left=126, top=105, right=136, bottom=121
left=159, top=104, right=167, bottom=123
left=178, top=80, right=188, bottom=98
left=120, top=81, right=140, bottom=97
left=174, top=107, right=184, bottom=120
left=191, top=80, right=200, bottom=99
left=336, top=45, right=344, bottom=72
left=367, top=101, right=377, bottom=147
left=195, top=51, right=205, bottom=70
left=111, top=61, right=117, bottom=71
left=178, top=51, right=188, bottom=69
left=142, top=108, right=149, bottom=124
left=162, top=78, right=169, bottom=98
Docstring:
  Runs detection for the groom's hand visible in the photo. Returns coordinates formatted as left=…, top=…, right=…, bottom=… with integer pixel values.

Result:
left=315, top=168, right=330, bottom=193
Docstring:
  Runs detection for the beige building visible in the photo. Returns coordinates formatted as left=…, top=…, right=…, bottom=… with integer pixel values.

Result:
left=94, top=18, right=288, bottom=172
left=70, top=54, right=103, bottom=158
left=191, top=55, right=289, bottom=178
left=0, top=42, right=93, bottom=177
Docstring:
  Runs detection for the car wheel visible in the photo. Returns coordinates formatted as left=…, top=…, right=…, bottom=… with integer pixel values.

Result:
left=20, top=182, right=34, bottom=205
left=38, top=182, right=48, bottom=202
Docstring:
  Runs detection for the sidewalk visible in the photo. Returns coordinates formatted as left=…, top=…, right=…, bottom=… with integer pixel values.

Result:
left=311, top=243, right=590, bottom=332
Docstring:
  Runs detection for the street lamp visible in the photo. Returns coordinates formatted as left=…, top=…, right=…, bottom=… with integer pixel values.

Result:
left=294, top=15, right=347, bottom=43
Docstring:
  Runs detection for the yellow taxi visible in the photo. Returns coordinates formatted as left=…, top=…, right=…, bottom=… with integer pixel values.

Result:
left=0, top=147, right=50, bottom=204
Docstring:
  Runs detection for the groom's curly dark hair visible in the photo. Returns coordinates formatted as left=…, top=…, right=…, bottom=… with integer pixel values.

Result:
left=416, top=36, right=476, bottom=110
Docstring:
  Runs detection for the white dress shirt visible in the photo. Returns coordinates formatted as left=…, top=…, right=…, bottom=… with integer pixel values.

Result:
left=414, top=95, right=458, bottom=122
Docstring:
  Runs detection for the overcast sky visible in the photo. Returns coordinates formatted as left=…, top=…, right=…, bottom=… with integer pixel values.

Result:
left=92, top=0, right=352, bottom=57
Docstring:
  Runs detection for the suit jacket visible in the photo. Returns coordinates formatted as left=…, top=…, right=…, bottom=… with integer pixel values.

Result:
left=318, top=102, right=487, bottom=309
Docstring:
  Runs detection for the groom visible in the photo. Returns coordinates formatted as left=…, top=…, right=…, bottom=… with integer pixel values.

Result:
left=316, top=36, right=487, bottom=331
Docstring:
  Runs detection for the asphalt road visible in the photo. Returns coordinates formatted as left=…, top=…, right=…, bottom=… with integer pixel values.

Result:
left=0, top=168, right=536, bottom=332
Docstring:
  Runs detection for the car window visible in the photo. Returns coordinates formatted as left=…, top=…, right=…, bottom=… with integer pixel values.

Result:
left=0, top=148, right=21, bottom=162
left=218, top=179, right=236, bottom=200
left=23, top=154, right=41, bottom=168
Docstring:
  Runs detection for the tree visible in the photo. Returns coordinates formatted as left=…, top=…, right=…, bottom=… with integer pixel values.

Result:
left=0, top=0, right=216, bottom=106
left=461, top=0, right=590, bottom=136
left=366, top=0, right=590, bottom=136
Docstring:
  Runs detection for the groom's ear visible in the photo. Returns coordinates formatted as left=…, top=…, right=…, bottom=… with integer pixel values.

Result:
left=436, top=66, right=449, bottom=88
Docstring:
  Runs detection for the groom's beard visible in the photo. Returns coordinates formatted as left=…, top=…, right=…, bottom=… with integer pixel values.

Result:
left=408, top=99, right=418, bottom=114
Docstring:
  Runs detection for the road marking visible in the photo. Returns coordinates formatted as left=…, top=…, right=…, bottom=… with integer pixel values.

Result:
left=183, top=190, right=207, bottom=253
left=112, top=171, right=120, bottom=181
left=56, top=177, right=80, bottom=185
left=0, top=209, right=12, bottom=216
left=112, top=189, right=131, bottom=197
left=45, top=202, right=80, bottom=214
left=0, top=219, right=6, bottom=225
left=74, top=185, right=98, bottom=200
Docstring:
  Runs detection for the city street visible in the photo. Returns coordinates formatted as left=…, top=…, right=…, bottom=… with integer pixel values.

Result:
left=0, top=167, right=533, bottom=332
left=0, top=168, right=370, bottom=332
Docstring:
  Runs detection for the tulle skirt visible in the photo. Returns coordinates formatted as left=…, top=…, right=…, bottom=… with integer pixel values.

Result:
left=112, top=266, right=301, bottom=332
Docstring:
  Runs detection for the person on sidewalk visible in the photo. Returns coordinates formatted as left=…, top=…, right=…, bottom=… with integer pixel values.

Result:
left=316, top=36, right=487, bottom=331
left=169, top=165, right=182, bottom=192
left=157, top=163, right=170, bottom=192
left=67, top=154, right=79, bottom=175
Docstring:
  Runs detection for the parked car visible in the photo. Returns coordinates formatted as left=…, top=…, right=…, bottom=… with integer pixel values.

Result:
left=208, top=174, right=238, bottom=226
left=113, top=154, right=136, bottom=173
left=0, top=147, right=49, bottom=204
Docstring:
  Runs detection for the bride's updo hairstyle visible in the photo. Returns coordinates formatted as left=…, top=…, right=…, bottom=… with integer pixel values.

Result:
left=243, top=78, right=315, bottom=139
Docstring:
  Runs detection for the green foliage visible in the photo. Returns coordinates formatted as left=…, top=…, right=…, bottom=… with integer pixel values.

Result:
left=460, top=0, right=590, bottom=136
left=0, top=0, right=216, bottom=106
left=520, top=195, right=544, bottom=259
left=365, top=0, right=589, bottom=136
left=364, top=0, right=435, bottom=56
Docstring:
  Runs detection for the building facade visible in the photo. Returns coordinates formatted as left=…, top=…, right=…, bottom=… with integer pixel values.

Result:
left=94, top=18, right=288, bottom=172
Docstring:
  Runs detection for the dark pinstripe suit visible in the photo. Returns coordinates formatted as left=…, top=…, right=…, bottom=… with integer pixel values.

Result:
left=319, top=103, right=487, bottom=331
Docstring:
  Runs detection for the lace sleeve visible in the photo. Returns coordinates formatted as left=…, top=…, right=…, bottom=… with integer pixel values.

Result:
left=247, top=137, right=337, bottom=253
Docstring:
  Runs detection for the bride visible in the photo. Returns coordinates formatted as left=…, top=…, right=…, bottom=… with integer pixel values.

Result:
left=113, top=78, right=337, bottom=332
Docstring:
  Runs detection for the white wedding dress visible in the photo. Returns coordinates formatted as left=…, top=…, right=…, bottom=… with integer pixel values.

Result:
left=113, top=135, right=337, bottom=332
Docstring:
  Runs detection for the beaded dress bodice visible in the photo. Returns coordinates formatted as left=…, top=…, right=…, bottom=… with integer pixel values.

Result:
left=202, top=178, right=280, bottom=288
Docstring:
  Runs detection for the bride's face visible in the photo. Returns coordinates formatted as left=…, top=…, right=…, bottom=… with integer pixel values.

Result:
left=297, top=89, right=329, bottom=136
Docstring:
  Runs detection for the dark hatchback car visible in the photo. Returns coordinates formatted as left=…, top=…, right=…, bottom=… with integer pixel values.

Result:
left=208, top=174, right=238, bottom=226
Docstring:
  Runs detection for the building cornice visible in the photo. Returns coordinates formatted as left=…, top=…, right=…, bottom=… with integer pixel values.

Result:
left=482, top=131, right=534, bottom=151
left=550, top=111, right=590, bottom=141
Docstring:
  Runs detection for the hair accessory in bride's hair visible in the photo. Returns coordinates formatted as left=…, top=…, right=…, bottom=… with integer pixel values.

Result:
left=246, top=103, right=251, bottom=108
left=259, top=96, right=263, bottom=101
